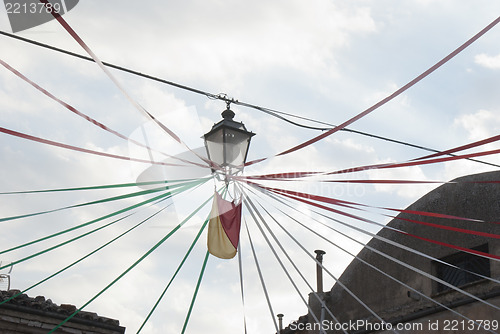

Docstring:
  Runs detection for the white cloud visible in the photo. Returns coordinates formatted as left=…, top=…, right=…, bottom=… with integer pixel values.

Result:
left=2, top=1, right=500, bottom=333
left=474, top=53, right=500, bottom=69
left=453, top=109, right=500, bottom=141
left=445, top=109, right=500, bottom=180
left=364, top=82, right=411, bottom=108
left=55, top=0, right=378, bottom=88
left=366, top=160, right=436, bottom=199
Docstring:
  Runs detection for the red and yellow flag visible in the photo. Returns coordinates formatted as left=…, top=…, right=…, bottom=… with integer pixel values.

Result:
left=207, top=192, right=242, bottom=259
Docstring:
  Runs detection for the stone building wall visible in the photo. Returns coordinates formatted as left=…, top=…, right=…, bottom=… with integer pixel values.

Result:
left=284, top=171, right=500, bottom=334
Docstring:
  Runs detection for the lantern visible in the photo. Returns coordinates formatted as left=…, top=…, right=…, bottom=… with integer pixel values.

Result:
left=203, top=103, right=255, bottom=177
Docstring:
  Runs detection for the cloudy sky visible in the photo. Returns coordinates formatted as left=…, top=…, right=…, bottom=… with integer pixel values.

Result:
left=1, top=1, right=500, bottom=333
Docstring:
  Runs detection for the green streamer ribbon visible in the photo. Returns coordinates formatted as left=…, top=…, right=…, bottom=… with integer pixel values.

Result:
left=0, top=179, right=202, bottom=224
left=47, top=193, right=214, bottom=333
left=181, top=250, right=210, bottom=334
left=0, top=179, right=208, bottom=268
left=0, top=198, right=169, bottom=306
left=136, top=218, right=209, bottom=333
left=0, top=192, right=175, bottom=271
left=0, top=178, right=205, bottom=195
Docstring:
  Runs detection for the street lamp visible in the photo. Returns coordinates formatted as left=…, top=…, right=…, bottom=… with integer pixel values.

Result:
left=203, top=102, right=255, bottom=180
left=204, top=102, right=252, bottom=260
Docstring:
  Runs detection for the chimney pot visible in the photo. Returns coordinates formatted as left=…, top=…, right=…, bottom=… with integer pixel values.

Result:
left=314, top=250, right=326, bottom=293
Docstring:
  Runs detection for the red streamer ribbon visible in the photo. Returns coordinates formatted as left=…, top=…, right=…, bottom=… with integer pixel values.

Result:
left=261, top=185, right=500, bottom=260
left=244, top=15, right=500, bottom=167
left=252, top=183, right=500, bottom=251
left=254, top=183, right=483, bottom=222
left=38, top=0, right=215, bottom=170
left=399, top=231, right=500, bottom=260
left=329, top=148, right=500, bottom=175
left=0, top=58, right=209, bottom=170
left=0, top=126, right=184, bottom=167
left=416, top=134, right=500, bottom=160
left=394, top=217, right=500, bottom=239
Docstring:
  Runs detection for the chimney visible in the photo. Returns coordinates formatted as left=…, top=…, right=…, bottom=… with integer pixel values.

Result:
left=277, top=313, right=284, bottom=333
left=314, top=250, right=326, bottom=293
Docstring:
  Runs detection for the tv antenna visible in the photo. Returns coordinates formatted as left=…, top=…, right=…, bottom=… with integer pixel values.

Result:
left=0, top=262, right=13, bottom=291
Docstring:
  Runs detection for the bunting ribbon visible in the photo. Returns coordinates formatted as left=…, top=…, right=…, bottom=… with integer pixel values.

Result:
left=0, top=179, right=207, bottom=260
left=416, top=133, right=500, bottom=160
left=38, top=0, right=215, bottom=170
left=0, top=126, right=187, bottom=167
left=0, top=179, right=202, bottom=195
left=0, top=59, right=151, bottom=155
left=252, top=183, right=485, bottom=223
left=244, top=131, right=500, bottom=180
left=0, top=58, right=210, bottom=170
left=243, top=174, right=447, bottom=183
left=255, top=184, right=500, bottom=260
left=244, top=146, right=500, bottom=180
left=0, top=201, right=172, bottom=308
left=181, top=251, right=210, bottom=334
left=47, top=191, right=215, bottom=333
left=244, top=15, right=500, bottom=166
left=328, top=147, right=500, bottom=175
left=0, top=181, right=198, bottom=224
left=254, top=184, right=500, bottom=285
left=137, top=218, right=209, bottom=333
left=265, top=185, right=500, bottom=241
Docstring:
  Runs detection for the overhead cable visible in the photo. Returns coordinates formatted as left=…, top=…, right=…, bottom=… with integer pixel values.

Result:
left=2, top=30, right=497, bottom=168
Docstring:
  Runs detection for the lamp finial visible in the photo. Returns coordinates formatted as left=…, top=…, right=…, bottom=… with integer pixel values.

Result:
left=221, top=101, right=235, bottom=120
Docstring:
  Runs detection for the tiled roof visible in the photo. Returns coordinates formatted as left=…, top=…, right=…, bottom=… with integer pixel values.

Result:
left=0, top=290, right=120, bottom=327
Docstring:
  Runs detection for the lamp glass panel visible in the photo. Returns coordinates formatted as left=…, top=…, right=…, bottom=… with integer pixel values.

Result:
left=224, top=128, right=250, bottom=167
left=205, top=129, right=224, bottom=166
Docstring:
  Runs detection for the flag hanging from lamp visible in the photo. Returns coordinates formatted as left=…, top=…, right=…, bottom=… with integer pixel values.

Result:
left=207, top=191, right=242, bottom=259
